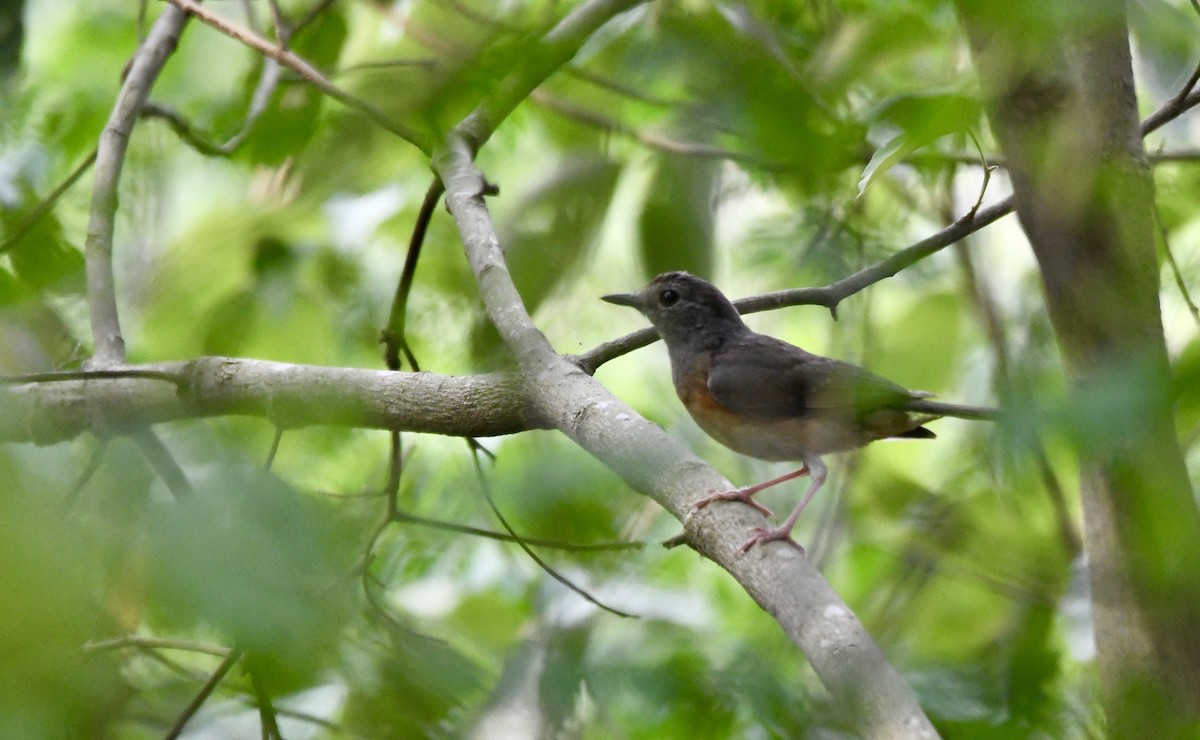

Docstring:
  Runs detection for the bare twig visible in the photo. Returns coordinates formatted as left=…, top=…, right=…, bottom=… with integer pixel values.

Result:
left=166, top=0, right=431, bottom=153
left=266, top=0, right=286, bottom=44
left=434, top=0, right=525, bottom=33
left=164, top=647, right=246, bottom=740
left=63, top=437, right=110, bottom=511
left=393, top=508, right=642, bottom=552
left=130, top=428, right=194, bottom=499
left=965, top=131, right=996, bottom=219
left=264, top=427, right=284, bottom=471
left=293, top=0, right=339, bottom=38
left=530, top=90, right=770, bottom=167
left=142, top=44, right=282, bottom=157
left=247, top=661, right=283, bottom=740
left=1155, top=206, right=1200, bottom=329
left=1140, top=67, right=1200, bottom=135
left=565, top=66, right=680, bottom=107
left=86, top=6, right=192, bottom=366
left=467, top=446, right=637, bottom=617
left=83, top=636, right=232, bottom=657
left=1036, top=448, right=1083, bottom=556
left=0, top=149, right=98, bottom=257
left=0, top=367, right=182, bottom=386
left=382, top=179, right=445, bottom=371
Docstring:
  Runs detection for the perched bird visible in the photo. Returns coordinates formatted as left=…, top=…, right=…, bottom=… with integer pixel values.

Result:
left=602, top=271, right=994, bottom=553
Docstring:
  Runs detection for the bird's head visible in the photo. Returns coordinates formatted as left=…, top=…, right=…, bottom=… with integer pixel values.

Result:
left=602, top=271, right=746, bottom=347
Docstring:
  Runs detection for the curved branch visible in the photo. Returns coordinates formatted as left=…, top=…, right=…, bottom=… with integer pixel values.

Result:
left=85, top=5, right=191, bottom=366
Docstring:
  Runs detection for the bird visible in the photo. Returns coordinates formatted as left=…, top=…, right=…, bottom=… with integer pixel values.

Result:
left=602, top=271, right=995, bottom=554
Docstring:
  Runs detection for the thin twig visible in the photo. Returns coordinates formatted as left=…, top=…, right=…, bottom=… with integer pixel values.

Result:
left=332, top=58, right=439, bottom=75
left=352, top=432, right=402, bottom=589
left=264, top=427, right=284, bottom=471
left=1036, top=448, right=1082, bottom=556
left=143, top=53, right=281, bottom=156
left=82, top=636, right=232, bottom=657
left=0, top=367, right=183, bottom=386
left=467, top=446, right=637, bottom=618
left=130, top=429, right=194, bottom=499
left=434, top=0, right=526, bottom=33
left=247, top=661, right=283, bottom=740
left=393, top=509, right=642, bottom=551
left=166, top=0, right=430, bottom=153
left=382, top=179, right=445, bottom=371
left=0, top=149, right=98, bottom=256
left=266, top=0, right=287, bottom=44
left=1155, top=205, right=1200, bottom=329
left=565, top=66, right=680, bottom=107
left=320, top=483, right=639, bottom=550
left=292, top=0, right=339, bottom=38
left=164, top=647, right=246, bottom=740
left=1140, top=66, right=1200, bottom=135
left=530, top=90, right=770, bottom=167
left=965, top=131, right=996, bottom=219
left=577, top=196, right=1014, bottom=373
left=63, top=437, right=111, bottom=511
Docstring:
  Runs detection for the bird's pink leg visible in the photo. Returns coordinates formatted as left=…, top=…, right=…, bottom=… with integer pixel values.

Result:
left=690, top=466, right=810, bottom=518
left=738, top=458, right=828, bottom=554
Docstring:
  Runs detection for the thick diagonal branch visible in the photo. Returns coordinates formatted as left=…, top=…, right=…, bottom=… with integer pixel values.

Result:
left=429, top=3, right=938, bottom=728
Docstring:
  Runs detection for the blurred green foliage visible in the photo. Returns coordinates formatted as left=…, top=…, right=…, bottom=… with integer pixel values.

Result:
left=0, top=0, right=1196, bottom=736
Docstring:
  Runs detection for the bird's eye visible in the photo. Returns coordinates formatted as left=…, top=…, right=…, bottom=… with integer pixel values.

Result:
left=658, top=288, right=679, bottom=307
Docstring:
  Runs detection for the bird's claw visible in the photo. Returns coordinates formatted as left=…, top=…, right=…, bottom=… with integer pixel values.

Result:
left=691, top=488, right=773, bottom=518
left=737, top=526, right=805, bottom=556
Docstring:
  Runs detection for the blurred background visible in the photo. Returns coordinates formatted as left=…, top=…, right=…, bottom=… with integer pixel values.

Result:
left=1, top=0, right=1198, bottom=736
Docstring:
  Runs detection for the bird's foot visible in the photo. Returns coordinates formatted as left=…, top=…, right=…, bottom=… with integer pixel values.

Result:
left=737, top=525, right=805, bottom=556
left=691, top=486, right=773, bottom=518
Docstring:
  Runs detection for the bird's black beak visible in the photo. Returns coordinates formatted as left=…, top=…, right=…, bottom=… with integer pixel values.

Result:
left=601, top=292, right=641, bottom=309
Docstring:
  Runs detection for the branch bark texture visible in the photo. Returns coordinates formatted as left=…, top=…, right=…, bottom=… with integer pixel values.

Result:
left=0, top=358, right=535, bottom=444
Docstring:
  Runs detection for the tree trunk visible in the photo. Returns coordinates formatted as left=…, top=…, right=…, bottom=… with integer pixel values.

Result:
left=954, top=1, right=1200, bottom=734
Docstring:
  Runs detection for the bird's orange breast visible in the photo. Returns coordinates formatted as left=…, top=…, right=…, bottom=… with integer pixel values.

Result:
left=674, top=356, right=886, bottom=461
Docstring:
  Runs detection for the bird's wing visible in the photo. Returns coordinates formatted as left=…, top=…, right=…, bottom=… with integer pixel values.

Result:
left=707, top=336, right=919, bottom=418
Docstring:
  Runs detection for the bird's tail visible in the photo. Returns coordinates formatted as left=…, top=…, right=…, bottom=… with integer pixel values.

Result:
left=905, top=399, right=999, bottom=421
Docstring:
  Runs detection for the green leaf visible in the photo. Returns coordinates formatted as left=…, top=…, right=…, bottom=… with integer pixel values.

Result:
left=857, top=132, right=911, bottom=198
left=869, top=90, right=981, bottom=146
left=145, top=466, right=355, bottom=691
left=341, top=628, right=487, bottom=737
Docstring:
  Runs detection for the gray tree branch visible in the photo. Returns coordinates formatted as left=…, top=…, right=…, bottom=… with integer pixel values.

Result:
left=0, top=357, right=536, bottom=444
left=85, top=4, right=191, bottom=367
left=421, top=1, right=941, bottom=734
